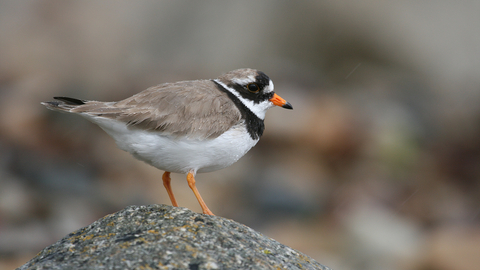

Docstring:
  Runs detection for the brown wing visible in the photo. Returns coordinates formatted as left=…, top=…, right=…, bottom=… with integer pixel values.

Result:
left=70, top=80, right=242, bottom=139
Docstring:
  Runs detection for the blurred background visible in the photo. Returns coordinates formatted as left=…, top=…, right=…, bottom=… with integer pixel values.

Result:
left=1, top=1, right=480, bottom=269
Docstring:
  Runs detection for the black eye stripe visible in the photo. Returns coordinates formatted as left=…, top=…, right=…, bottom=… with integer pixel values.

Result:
left=223, top=71, right=272, bottom=104
left=228, top=83, right=273, bottom=104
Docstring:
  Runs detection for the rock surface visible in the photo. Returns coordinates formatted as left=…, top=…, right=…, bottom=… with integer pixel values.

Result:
left=18, top=205, right=330, bottom=270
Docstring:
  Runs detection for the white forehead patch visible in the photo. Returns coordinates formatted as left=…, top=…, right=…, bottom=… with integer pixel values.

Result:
left=265, top=79, right=274, bottom=93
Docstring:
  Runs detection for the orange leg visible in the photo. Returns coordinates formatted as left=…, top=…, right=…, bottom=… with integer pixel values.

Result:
left=187, top=171, right=214, bottom=216
left=162, top=172, right=178, bottom=207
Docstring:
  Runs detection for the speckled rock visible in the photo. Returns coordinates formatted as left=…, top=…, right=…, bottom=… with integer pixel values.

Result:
left=18, top=204, right=331, bottom=270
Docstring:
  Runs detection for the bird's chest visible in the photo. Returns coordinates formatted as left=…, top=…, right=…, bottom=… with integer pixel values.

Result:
left=114, top=123, right=259, bottom=174
left=194, top=124, right=260, bottom=172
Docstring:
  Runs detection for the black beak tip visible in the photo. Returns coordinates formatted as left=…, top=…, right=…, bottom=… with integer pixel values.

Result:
left=282, top=102, right=293, bottom=110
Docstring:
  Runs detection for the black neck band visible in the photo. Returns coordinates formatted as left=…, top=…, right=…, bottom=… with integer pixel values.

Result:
left=213, top=80, right=265, bottom=140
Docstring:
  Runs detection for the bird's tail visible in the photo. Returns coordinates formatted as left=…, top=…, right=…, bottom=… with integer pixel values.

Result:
left=41, top=97, right=87, bottom=112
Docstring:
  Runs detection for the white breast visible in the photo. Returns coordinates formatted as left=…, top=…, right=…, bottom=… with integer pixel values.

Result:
left=88, top=116, right=258, bottom=174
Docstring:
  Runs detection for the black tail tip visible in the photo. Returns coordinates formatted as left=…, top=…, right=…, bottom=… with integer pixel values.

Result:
left=53, top=97, right=86, bottom=105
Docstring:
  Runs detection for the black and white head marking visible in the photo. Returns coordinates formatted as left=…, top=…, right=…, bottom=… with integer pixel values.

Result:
left=214, top=71, right=275, bottom=120
left=212, top=70, right=279, bottom=140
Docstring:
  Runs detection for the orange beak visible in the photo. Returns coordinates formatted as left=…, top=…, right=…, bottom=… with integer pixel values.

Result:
left=269, top=93, right=293, bottom=109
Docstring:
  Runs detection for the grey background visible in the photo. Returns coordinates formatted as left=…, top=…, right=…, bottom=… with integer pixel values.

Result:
left=1, top=1, right=480, bottom=269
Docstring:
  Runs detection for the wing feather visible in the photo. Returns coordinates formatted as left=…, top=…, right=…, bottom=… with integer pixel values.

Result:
left=71, top=80, right=242, bottom=139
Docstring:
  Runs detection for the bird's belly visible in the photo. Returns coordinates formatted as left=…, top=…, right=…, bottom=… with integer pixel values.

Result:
left=94, top=118, right=258, bottom=174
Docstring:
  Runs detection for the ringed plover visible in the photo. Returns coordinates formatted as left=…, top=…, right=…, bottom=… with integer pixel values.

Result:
left=42, top=68, right=292, bottom=215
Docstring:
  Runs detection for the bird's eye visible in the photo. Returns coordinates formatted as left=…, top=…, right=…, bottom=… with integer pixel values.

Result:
left=247, top=83, right=260, bottom=93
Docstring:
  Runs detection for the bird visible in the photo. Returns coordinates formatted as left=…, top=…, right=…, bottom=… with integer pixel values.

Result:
left=42, top=68, right=292, bottom=215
